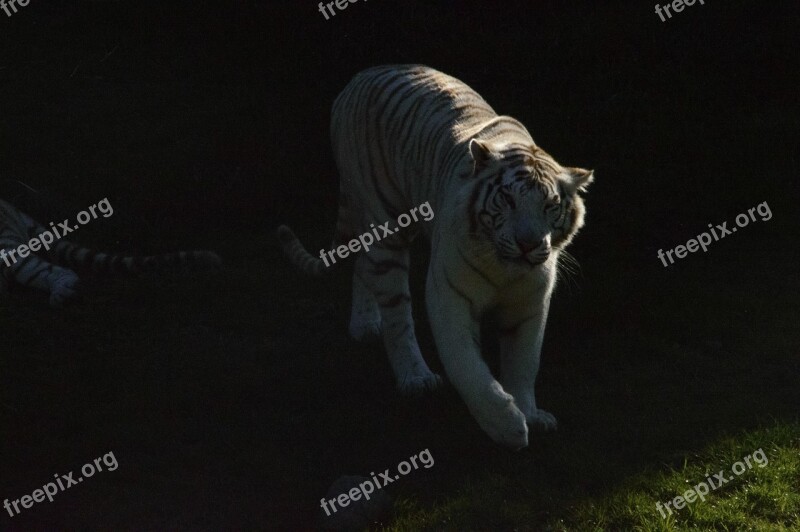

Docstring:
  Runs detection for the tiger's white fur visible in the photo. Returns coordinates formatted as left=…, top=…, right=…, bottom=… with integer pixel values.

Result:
left=0, top=197, right=221, bottom=307
left=279, top=65, right=593, bottom=449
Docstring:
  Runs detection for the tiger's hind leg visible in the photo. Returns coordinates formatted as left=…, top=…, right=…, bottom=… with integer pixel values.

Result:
left=355, top=248, right=442, bottom=395
left=2, top=246, right=81, bottom=308
left=348, top=274, right=382, bottom=341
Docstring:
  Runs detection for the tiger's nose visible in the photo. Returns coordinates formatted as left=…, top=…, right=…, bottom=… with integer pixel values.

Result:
left=516, top=237, right=545, bottom=255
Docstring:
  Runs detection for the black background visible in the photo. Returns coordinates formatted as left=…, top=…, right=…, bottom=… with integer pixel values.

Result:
left=0, top=1, right=798, bottom=530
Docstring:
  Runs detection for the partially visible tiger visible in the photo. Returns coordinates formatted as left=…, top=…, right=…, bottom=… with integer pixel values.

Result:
left=0, top=197, right=221, bottom=308
left=278, top=65, right=593, bottom=449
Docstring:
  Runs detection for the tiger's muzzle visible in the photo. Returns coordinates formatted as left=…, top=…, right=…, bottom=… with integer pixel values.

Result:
left=519, top=235, right=551, bottom=266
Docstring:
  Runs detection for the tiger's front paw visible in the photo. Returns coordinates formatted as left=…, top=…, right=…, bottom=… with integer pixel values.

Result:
left=505, top=388, right=558, bottom=433
left=472, top=382, right=529, bottom=450
left=527, top=408, right=558, bottom=433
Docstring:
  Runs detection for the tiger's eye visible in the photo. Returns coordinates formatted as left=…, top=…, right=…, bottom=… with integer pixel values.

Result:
left=505, top=193, right=516, bottom=209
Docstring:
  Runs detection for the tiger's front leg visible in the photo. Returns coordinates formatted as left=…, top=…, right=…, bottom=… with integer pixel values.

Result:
left=499, top=315, right=557, bottom=432
left=426, top=261, right=529, bottom=450
left=498, top=269, right=558, bottom=433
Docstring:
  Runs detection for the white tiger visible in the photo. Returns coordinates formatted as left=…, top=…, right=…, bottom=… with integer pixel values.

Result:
left=279, top=65, right=593, bottom=449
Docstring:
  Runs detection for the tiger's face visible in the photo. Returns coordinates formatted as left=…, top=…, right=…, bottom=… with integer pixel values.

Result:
left=468, top=139, right=593, bottom=268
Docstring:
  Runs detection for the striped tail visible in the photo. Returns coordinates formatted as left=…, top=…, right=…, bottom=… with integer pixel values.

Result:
left=276, top=225, right=331, bottom=277
left=279, top=188, right=357, bottom=276
left=49, top=240, right=222, bottom=275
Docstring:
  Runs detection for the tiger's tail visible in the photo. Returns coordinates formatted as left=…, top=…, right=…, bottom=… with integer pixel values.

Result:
left=276, top=225, right=332, bottom=277
left=48, top=240, right=222, bottom=274
left=279, top=187, right=357, bottom=276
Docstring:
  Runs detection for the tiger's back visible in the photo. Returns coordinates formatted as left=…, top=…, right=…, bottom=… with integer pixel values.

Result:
left=330, top=65, right=526, bottom=243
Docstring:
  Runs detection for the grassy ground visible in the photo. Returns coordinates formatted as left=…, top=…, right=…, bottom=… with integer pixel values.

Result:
left=388, top=423, right=800, bottom=531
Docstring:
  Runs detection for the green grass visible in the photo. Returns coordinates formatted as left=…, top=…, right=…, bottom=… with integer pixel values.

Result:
left=555, top=424, right=800, bottom=531
left=386, top=424, right=800, bottom=531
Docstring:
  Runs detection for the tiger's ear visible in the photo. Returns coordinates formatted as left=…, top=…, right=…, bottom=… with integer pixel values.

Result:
left=469, top=139, right=500, bottom=173
left=564, top=167, right=594, bottom=193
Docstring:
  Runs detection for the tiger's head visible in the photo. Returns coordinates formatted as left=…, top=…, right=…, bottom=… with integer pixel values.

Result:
left=467, top=138, right=593, bottom=268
